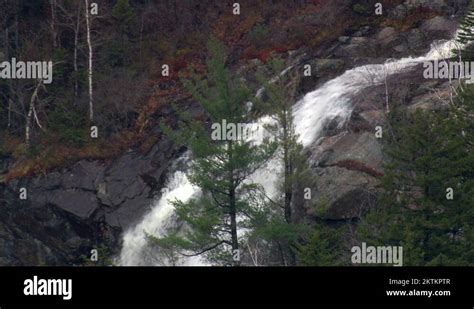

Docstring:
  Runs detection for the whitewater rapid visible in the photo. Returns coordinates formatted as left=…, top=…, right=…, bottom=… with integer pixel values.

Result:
left=118, top=39, right=456, bottom=266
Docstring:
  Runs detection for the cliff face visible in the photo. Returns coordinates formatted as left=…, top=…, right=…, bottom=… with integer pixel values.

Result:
left=0, top=0, right=467, bottom=265
left=1, top=137, right=179, bottom=265
left=298, top=9, right=460, bottom=225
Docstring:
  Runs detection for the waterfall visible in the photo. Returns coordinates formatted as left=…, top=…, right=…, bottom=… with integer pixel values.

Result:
left=294, top=39, right=457, bottom=147
left=118, top=38, right=456, bottom=266
left=118, top=153, right=205, bottom=266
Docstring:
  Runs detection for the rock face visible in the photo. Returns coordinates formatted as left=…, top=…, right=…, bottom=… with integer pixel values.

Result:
left=0, top=137, right=177, bottom=265
left=297, top=59, right=346, bottom=95
left=295, top=59, right=454, bottom=224
left=287, top=0, right=467, bottom=225
left=309, top=166, right=378, bottom=220
left=0, top=198, right=98, bottom=265
left=332, top=1, right=463, bottom=66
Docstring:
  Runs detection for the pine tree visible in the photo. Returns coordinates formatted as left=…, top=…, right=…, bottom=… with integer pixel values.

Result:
left=358, top=96, right=474, bottom=265
left=457, top=1, right=474, bottom=45
left=296, top=224, right=345, bottom=266
left=245, top=57, right=325, bottom=265
left=152, top=38, right=276, bottom=266
left=112, top=0, right=135, bottom=29
left=455, top=1, right=474, bottom=61
left=109, top=0, right=135, bottom=66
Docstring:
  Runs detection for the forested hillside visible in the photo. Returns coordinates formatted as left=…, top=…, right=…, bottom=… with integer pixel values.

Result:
left=0, top=0, right=472, bottom=266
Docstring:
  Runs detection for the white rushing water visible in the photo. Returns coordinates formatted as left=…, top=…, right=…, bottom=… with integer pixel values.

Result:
left=118, top=39, right=456, bottom=266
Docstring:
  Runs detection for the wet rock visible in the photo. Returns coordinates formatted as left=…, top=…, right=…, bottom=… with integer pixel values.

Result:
left=321, top=118, right=345, bottom=137
left=104, top=196, right=151, bottom=228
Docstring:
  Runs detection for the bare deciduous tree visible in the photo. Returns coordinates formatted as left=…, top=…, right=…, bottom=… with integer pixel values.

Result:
left=360, top=59, right=402, bottom=114
left=85, top=0, right=94, bottom=122
left=50, top=0, right=58, bottom=48
left=25, top=79, right=44, bottom=147
left=56, top=1, right=84, bottom=103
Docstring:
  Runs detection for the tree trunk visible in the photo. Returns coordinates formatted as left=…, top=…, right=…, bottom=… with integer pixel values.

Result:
left=228, top=141, right=240, bottom=266
left=384, top=78, right=390, bottom=114
left=283, top=124, right=292, bottom=224
left=26, top=80, right=43, bottom=148
left=73, top=1, right=81, bottom=103
left=282, top=109, right=296, bottom=266
left=4, top=28, right=14, bottom=129
left=85, top=0, right=94, bottom=122
left=229, top=187, right=239, bottom=266
left=50, top=0, right=58, bottom=48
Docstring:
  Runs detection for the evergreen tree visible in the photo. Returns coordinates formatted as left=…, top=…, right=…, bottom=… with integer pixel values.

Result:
left=247, top=58, right=312, bottom=265
left=112, top=0, right=135, bottom=30
left=152, top=38, right=276, bottom=266
left=358, top=94, right=474, bottom=265
left=296, top=224, right=345, bottom=266
left=455, top=0, right=474, bottom=61
left=239, top=57, right=348, bottom=266
left=109, top=0, right=135, bottom=66
left=457, top=1, right=474, bottom=45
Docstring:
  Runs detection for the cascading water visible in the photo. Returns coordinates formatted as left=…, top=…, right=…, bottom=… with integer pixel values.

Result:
left=118, top=39, right=456, bottom=266
left=119, top=153, right=205, bottom=266
left=294, top=39, right=457, bottom=146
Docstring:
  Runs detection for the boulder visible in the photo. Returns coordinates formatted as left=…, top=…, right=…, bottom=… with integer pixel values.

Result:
left=376, top=27, right=399, bottom=45
left=353, top=26, right=371, bottom=37
left=315, top=132, right=384, bottom=171
left=338, top=36, right=350, bottom=44
left=389, top=4, right=408, bottom=19
left=301, top=130, right=383, bottom=221
left=420, top=16, right=457, bottom=37
left=405, top=28, right=427, bottom=53
left=393, top=44, right=408, bottom=53
left=306, top=166, right=378, bottom=220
